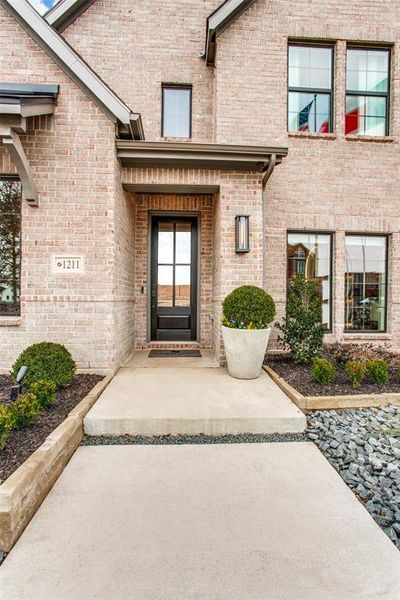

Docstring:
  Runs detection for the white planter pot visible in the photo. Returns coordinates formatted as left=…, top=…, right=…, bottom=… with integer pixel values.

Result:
left=222, top=326, right=271, bottom=380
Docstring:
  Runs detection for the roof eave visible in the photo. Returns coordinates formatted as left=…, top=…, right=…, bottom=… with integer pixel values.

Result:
left=45, top=0, right=96, bottom=32
left=1, top=0, right=144, bottom=140
left=205, top=0, right=258, bottom=66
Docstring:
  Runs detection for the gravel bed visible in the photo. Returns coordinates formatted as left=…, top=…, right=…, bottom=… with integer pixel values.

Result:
left=82, top=432, right=308, bottom=446
left=307, top=405, right=400, bottom=550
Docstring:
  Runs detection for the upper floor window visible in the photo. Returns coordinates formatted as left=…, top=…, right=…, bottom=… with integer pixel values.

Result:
left=0, top=178, right=21, bottom=316
left=162, top=85, right=192, bottom=138
left=345, top=47, right=390, bottom=136
left=288, top=44, right=333, bottom=134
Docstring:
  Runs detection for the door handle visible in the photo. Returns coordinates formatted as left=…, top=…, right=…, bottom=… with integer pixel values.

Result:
left=151, top=283, right=156, bottom=308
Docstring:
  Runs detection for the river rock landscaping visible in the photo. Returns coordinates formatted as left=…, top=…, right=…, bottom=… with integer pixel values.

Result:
left=0, top=373, right=103, bottom=483
left=307, top=406, right=400, bottom=549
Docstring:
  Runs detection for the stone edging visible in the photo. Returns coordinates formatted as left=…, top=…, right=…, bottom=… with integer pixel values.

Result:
left=263, top=365, right=400, bottom=411
left=0, top=375, right=112, bottom=553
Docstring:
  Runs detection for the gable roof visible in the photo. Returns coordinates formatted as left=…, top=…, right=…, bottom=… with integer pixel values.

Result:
left=0, top=0, right=144, bottom=139
left=45, top=0, right=257, bottom=69
left=45, top=0, right=96, bottom=32
left=205, top=0, right=258, bottom=65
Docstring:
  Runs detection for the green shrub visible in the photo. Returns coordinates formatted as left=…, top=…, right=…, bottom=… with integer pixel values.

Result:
left=345, top=360, right=366, bottom=389
left=222, top=285, right=276, bottom=330
left=30, top=379, right=57, bottom=409
left=9, top=393, right=41, bottom=429
left=312, top=358, right=337, bottom=385
left=0, top=405, right=11, bottom=450
left=367, top=359, right=389, bottom=385
left=11, top=342, right=76, bottom=388
left=275, top=275, right=324, bottom=363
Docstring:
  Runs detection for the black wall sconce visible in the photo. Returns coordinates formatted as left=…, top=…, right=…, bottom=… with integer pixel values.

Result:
left=235, top=215, right=250, bottom=253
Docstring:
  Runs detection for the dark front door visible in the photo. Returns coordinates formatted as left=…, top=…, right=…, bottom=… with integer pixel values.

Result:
left=151, top=216, right=198, bottom=341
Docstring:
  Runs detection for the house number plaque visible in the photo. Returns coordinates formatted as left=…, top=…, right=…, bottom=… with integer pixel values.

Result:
left=52, top=255, right=84, bottom=274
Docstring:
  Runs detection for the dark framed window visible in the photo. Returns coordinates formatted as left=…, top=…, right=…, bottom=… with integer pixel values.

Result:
left=161, top=85, right=192, bottom=138
left=287, top=233, right=332, bottom=330
left=288, top=43, right=333, bottom=133
left=345, top=235, right=387, bottom=332
left=0, top=178, right=21, bottom=316
left=345, top=47, right=390, bottom=136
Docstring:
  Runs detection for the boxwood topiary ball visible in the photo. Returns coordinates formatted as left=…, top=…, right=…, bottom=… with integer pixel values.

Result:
left=11, top=342, right=76, bottom=389
left=222, top=285, right=276, bottom=329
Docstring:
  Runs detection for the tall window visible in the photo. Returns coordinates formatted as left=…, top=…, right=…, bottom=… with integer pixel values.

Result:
left=287, top=233, right=332, bottom=330
left=345, top=235, right=387, bottom=332
left=288, top=44, right=333, bottom=133
left=346, top=47, right=390, bottom=136
left=0, top=178, right=21, bottom=316
left=162, top=85, right=192, bottom=138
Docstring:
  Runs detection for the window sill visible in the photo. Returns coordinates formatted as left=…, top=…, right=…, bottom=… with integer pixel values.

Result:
left=345, top=134, right=395, bottom=143
left=288, top=132, right=337, bottom=140
left=0, top=317, right=21, bottom=327
left=342, top=332, right=391, bottom=340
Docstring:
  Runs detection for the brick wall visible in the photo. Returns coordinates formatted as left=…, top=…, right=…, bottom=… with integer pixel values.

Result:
left=0, top=5, right=121, bottom=372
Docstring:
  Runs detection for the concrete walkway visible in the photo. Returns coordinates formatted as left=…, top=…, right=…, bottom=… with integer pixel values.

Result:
left=1, top=442, right=399, bottom=599
left=84, top=362, right=306, bottom=436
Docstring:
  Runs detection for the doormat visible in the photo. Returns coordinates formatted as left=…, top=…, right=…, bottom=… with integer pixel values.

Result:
left=149, top=349, right=201, bottom=358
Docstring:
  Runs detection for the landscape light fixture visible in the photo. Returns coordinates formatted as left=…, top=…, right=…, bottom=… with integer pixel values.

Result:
left=235, top=215, right=250, bottom=253
left=10, top=365, right=28, bottom=401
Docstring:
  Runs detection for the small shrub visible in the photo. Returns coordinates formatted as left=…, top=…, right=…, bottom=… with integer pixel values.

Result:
left=367, top=359, right=389, bottom=385
left=345, top=360, right=367, bottom=389
left=222, top=285, right=276, bottom=329
left=312, top=358, right=337, bottom=385
left=30, top=379, right=57, bottom=409
left=276, top=275, right=324, bottom=363
left=11, top=342, right=76, bottom=388
left=328, top=342, right=397, bottom=367
left=0, top=405, right=11, bottom=450
left=9, top=393, right=41, bottom=429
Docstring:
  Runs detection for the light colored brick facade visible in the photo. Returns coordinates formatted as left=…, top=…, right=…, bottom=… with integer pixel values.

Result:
left=1, top=0, right=400, bottom=372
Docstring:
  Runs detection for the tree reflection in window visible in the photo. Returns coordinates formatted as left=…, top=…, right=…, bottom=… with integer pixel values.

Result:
left=0, top=179, right=21, bottom=316
left=288, top=233, right=332, bottom=330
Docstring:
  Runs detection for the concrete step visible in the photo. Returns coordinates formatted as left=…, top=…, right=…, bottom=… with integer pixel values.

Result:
left=83, top=367, right=306, bottom=436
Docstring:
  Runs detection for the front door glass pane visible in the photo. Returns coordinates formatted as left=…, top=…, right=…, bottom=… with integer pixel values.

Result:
left=158, top=222, right=174, bottom=264
left=156, top=221, right=193, bottom=308
left=157, top=265, right=173, bottom=307
left=345, top=235, right=387, bottom=332
left=175, top=222, right=191, bottom=263
left=175, top=265, right=191, bottom=307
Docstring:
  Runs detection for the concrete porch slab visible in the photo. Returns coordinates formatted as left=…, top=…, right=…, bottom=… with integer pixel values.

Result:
left=83, top=367, right=306, bottom=436
left=1, top=443, right=399, bottom=599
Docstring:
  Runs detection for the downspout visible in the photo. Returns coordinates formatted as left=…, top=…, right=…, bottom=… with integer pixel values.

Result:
left=261, top=153, right=276, bottom=188
left=261, top=153, right=277, bottom=292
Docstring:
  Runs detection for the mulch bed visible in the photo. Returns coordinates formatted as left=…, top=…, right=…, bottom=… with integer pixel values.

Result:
left=0, top=374, right=103, bottom=484
left=265, top=353, right=400, bottom=397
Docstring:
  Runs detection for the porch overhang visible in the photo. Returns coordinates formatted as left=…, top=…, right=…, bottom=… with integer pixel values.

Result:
left=117, top=141, right=288, bottom=178
left=0, top=83, right=59, bottom=118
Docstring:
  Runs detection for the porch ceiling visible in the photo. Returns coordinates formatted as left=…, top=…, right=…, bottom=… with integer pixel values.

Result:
left=116, top=141, right=288, bottom=172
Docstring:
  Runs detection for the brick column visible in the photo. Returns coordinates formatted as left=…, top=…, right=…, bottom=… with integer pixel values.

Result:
left=213, top=172, right=264, bottom=362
